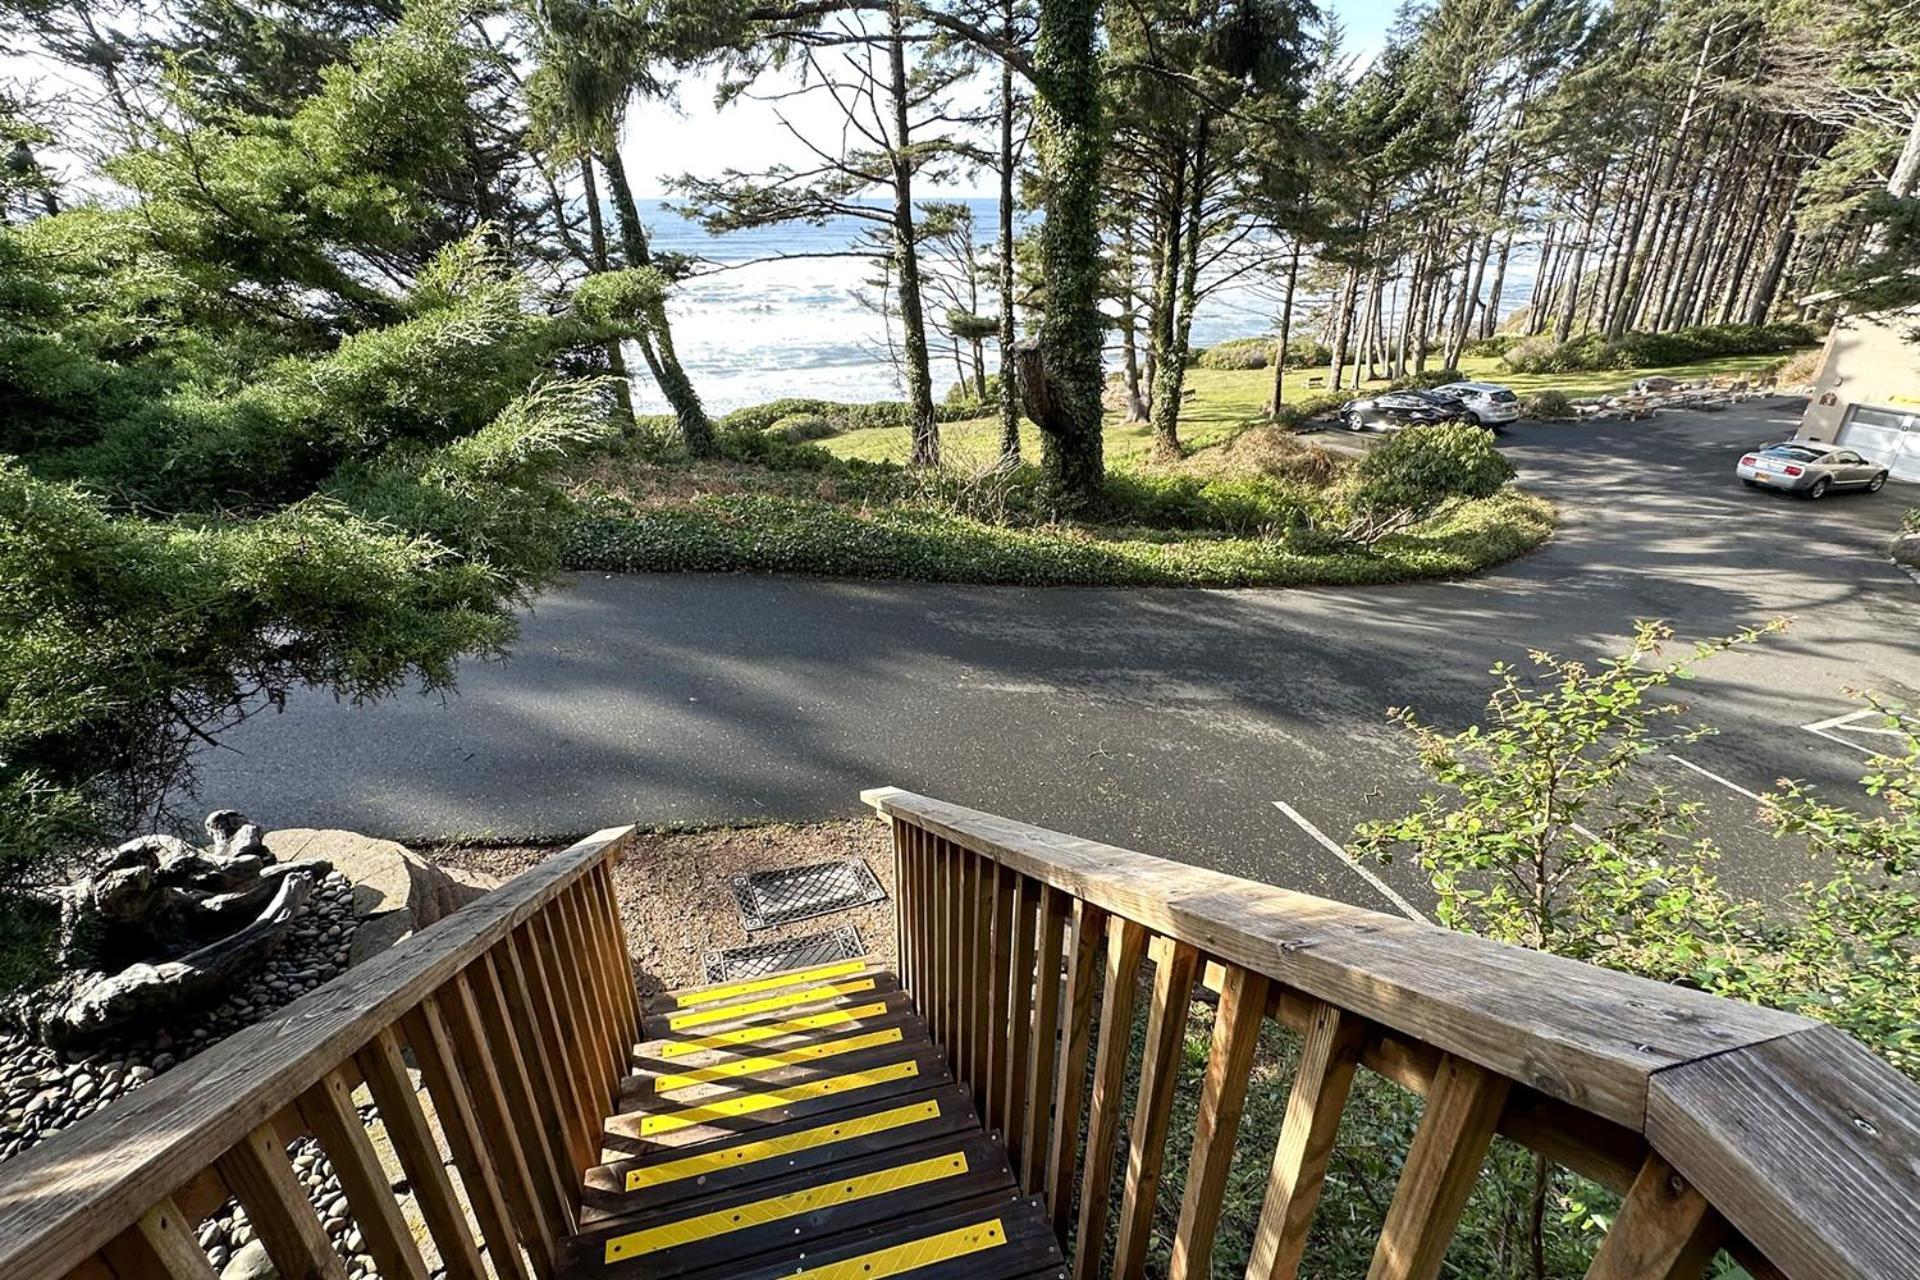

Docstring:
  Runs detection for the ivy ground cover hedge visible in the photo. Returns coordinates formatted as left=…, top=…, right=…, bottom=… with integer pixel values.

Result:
left=564, top=489, right=1553, bottom=588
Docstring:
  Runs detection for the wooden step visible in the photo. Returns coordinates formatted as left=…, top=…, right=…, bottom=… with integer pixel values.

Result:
left=564, top=1132, right=1018, bottom=1278
left=643, top=958, right=884, bottom=1015
left=582, top=1082, right=979, bottom=1225
left=640, top=969, right=900, bottom=1041
left=628, top=989, right=918, bottom=1074
left=682, top=1193, right=1065, bottom=1280
left=620, top=1009, right=935, bottom=1109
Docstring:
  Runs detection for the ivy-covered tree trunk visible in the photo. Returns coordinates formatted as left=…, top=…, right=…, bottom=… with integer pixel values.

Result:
left=600, top=146, right=716, bottom=456
left=887, top=2, right=939, bottom=466
left=996, top=0, right=1021, bottom=464
left=1147, top=146, right=1187, bottom=452
left=1022, top=0, right=1106, bottom=504
left=1148, top=119, right=1208, bottom=455
left=580, top=158, right=638, bottom=429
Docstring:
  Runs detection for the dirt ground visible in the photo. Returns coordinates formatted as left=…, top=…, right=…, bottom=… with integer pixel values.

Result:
left=430, top=819, right=897, bottom=1002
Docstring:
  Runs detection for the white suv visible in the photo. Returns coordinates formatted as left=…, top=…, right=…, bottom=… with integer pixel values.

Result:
left=1435, top=381, right=1521, bottom=430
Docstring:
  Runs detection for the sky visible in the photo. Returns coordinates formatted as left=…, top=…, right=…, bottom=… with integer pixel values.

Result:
left=625, top=0, right=1404, bottom=196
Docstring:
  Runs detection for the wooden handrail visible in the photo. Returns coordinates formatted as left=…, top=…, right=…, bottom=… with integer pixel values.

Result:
left=867, top=786, right=1920, bottom=1280
left=0, top=824, right=639, bottom=1280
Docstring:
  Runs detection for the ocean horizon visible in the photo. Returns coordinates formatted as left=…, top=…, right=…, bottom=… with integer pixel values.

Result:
left=630, top=198, right=1536, bottom=414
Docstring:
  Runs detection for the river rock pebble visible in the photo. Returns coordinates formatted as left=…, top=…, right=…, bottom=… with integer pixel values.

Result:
left=0, top=869, right=359, bottom=1173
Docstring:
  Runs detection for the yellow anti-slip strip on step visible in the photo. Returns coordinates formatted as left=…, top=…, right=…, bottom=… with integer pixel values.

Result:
left=603, top=1149, right=972, bottom=1263
left=638, top=1059, right=921, bottom=1137
left=656, top=1000, right=892, bottom=1060
left=796, top=1218, right=1008, bottom=1280
left=653, top=1027, right=905, bottom=1093
left=666, top=979, right=878, bottom=1032
left=625, top=1097, right=944, bottom=1192
left=669, top=960, right=870, bottom=1009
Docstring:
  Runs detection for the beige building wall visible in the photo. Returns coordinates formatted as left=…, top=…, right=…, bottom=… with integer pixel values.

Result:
left=1797, top=307, right=1920, bottom=442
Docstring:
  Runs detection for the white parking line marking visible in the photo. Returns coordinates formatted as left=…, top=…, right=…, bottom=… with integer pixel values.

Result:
left=1666, top=753, right=1765, bottom=803
left=1800, top=708, right=1918, bottom=757
left=1270, top=800, right=1430, bottom=924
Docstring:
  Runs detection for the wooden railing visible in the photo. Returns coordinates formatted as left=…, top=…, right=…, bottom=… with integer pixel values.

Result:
left=0, top=825, right=639, bottom=1280
left=867, top=788, right=1920, bottom=1280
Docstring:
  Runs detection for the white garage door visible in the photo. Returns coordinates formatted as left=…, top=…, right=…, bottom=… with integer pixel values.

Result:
left=1836, top=405, right=1920, bottom=483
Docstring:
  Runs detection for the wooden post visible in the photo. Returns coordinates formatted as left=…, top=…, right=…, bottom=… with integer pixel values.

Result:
left=985, top=861, right=1017, bottom=1134
left=356, top=1027, right=488, bottom=1280
left=1365, top=1053, right=1511, bottom=1280
left=215, top=1119, right=350, bottom=1280
left=1246, top=1001, right=1367, bottom=1280
left=1022, top=884, right=1070, bottom=1194
left=298, top=1069, right=430, bottom=1280
left=402, top=999, right=534, bottom=1280
left=1584, top=1154, right=1726, bottom=1280
left=1169, top=965, right=1270, bottom=1280
left=1047, top=898, right=1109, bottom=1235
left=1001, top=873, right=1040, bottom=1168
left=1069, top=916, right=1149, bottom=1280
left=1113, top=938, right=1201, bottom=1279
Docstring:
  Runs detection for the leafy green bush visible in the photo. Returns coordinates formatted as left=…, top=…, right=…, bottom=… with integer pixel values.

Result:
left=1501, top=322, right=1820, bottom=375
left=1521, top=389, right=1575, bottom=420
left=1195, top=338, right=1270, bottom=370
left=1385, top=367, right=1463, bottom=391
left=766, top=413, right=837, bottom=443
left=945, top=373, right=1001, bottom=405
left=1462, top=335, right=1519, bottom=359
left=564, top=489, right=1552, bottom=587
left=720, top=396, right=987, bottom=435
left=1343, top=423, right=1514, bottom=543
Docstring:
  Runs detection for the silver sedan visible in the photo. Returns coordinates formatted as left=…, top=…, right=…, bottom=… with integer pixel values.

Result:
left=1736, top=442, right=1890, bottom=498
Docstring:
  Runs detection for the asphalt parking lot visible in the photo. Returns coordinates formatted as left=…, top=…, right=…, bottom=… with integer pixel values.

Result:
left=199, top=399, right=1918, bottom=916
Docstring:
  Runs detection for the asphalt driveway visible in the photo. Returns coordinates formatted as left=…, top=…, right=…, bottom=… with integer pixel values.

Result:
left=198, top=400, right=1919, bottom=915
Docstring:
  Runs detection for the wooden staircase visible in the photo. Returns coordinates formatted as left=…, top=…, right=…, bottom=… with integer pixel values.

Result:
left=561, top=958, right=1066, bottom=1280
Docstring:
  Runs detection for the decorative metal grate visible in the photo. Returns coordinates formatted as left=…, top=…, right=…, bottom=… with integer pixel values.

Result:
left=730, top=860, right=886, bottom=931
left=702, top=924, right=867, bottom=984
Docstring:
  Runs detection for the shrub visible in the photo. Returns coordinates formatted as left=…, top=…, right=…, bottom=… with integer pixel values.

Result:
left=1772, top=347, right=1824, bottom=388
left=766, top=413, right=837, bottom=443
left=1385, top=367, right=1463, bottom=391
left=945, top=374, right=1001, bottom=405
left=1462, top=335, right=1519, bottom=359
left=1271, top=390, right=1348, bottom=428
left=1521, top=389, right=1575, bottom=420
left=1195, top=338, right=1270, bottom=371
left=1343, top=423, right=1513, bottom=543
left=1502, top=322, right=1820, bottom=375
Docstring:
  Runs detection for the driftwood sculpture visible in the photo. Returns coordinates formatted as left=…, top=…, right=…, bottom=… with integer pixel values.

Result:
left=24, top=812, right=330, bottom=1047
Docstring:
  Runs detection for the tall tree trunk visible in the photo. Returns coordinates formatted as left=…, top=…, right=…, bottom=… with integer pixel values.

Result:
left=600, top=144, right=713, bottom=455
left=1555, top=196, right=1599, bottom=344
left=996, top=2, right=1021, bottom=463
left=886, top=3, right=939, bottom=466
left=1745, top=210, right=1795, bottom=325
left=1023, top=0, right=1106, bottom=502
left=580, top=157, right=636, bottom=428
left=1268, top=243, right=1299, bottom=416
left=1482, top=226, right=1513, bottom=339
left=1149, top=119, right=1209, bottom=454
left=1327, top=264, right=1360, bottom=389
left=1148, top=158, right=1185, bottom=446
left=1526, top=222, right=1556, bottom=333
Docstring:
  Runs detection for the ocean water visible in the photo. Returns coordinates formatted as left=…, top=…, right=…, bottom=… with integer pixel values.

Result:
left=630, top=198, right=1534, bottom=413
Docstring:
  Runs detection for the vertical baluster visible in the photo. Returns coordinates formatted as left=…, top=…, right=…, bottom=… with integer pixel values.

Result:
left=470, top=953, right=578, bottom=1232
left=1582, top=1154, right=1726, bottom=1280
left=983, top=855, right=1013, bottom=1128
left=588, top=863, right=640, bottom=1057
left=357, top=1026, right=489, bottom=1280
left=957, top=849, right=978, bottom=1090
left=1022, top=884, right=1070, bottom=1194
left=910, top=826, right=929, bottom=1010
left=1000, top=872, right=1039, bottom=1165
left=973, top=857, right=1004, bottom=1120
left=1364, top=1053, right=1510, bottom=1280
left=100, top=1199, right=218, bottom=1280
left=560, top=885, right=621, bottom=1086
left=299, top=1067, right=430, bottom=1280
left=1047, top=898, right=1109, bottom=1235
left=932, top=834, right=954, bottom=1057
left=1068, top=916, right=1149, bottom=1280
left=1246, top=1001, right=1367, bottom=1280
left=402, top=997, right=535, bottom=1280
left=215, top=1118, right=350, bottom=1280
left=892, top=818, right=912, bottom=993
left=1113, top=938, right=1201, bottom=1279
left=535, top=907, right=606, bottom=1125
left=503, top=929, right=594, bottom=1178
left=1169, top=965, right=1270, bottom=1280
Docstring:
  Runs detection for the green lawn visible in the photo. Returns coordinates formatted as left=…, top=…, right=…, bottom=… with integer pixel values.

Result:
left=822, top=350, right=1804, bottom=469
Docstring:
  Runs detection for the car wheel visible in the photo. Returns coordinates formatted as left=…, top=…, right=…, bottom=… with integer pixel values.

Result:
left=1869, top=472, right=1887, bottom=493
left=1343, top=411, right=1365, bottom=432
left=1806, top=477, right=1830, bottom=499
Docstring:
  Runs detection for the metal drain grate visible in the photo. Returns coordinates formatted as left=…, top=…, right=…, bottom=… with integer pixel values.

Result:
left=702, top=924, right=866, bottom=984
left=730, top=859, right=886, bottom=931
